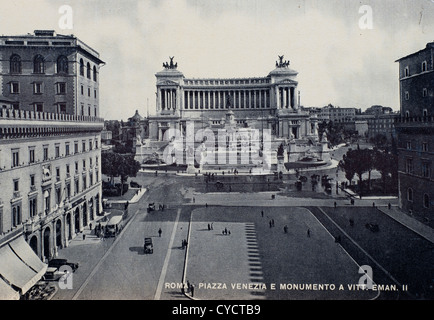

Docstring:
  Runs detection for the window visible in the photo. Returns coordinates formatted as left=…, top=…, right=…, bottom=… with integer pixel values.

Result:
left=75, top=161, right=79, bottom=173
left=422, top=162, right=430, bottom=178
left=34, top=103, right=43, bottom=113
left=81, top=85, right=84, bottom=95
left=422, top=61, right=427, bottom=72
left=423, top=109, right=428, bottom=117
left=66, top=164, right=70, bottom=176
left=89, top=140, right=93, bottom=150
left=94, top=107, right=97, bottom=117
left=82, top=159, right=86, bottom=170
left=12, top=149, right=19, bottom=167
left=10, top=54, right=21, bottom=74
left=33, top=55, right=45, bottom=74
left=90, top=173, right=93, bottom=186
left=406, top=158, right=413, bottom=174
left=56, top=167, right=60, bottom=180
left=405, top=91, right=409, bottom=100
left=12, top=103, right=19, bottom=110
left=74, top=142, right=78, bottom=154
left=407, top=188, right=413, bottom=202
left=88, top=105, right=91, bottom=115
left=44, top=190, right=51, bottom=214
left=57, top=103, right=67, bottom=114
left=56, top=82, right=67, bottom=94
left=83, top=175, right=87, bottom=189
left=10, top=82, right=19, bottom=94
left=90, top=158, right=93, bottom=167
left=423, top=194, right=430, bottom=209
left=93, top=65, right=97, bottom=81
left=57, top=55, right=68, bottom=73
left=55, top=145, right=60, bottom=158
left=81, top=104, right=84, bottom=115
left=88, top=88, right=91, bottom=97
left=405, top=110, right=410, bottom=118
left=79, top=59, right=84, bottom=76
left=404, top=66, right=409, bottom=77
left=12, top=205, right=21, bottom=227
left=43, top=146, right=49, bottom=161
left=94, top=89, right=97, bottom=98
left=422, top=142, right=428, bottom=152
left=65, top=143, right=70, bottom=156
left=82, top=141, right=86, bottom=152
left=56, top=188, right=61, bottom=204
left=14, top=179, right=19, bottom=192
left=30, top=174, right=35, bottom=187
left=66, top=183, right=71, bottom=198
left=29, top=148, right=35, bottom=164
left=423, top=88, right=428, bottom=97
left=75, top=179, right=79, bottom=194
left=33, top=82, right=43, bottom=94
left=87, top=62, right=91, bottom=79
left=29, top=198, right=37, bottom=218
left=406, top=141, right=412, bottom=150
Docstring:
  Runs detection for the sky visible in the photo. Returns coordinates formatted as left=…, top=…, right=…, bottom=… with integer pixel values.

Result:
left=1, top=0, right=433, bottom=120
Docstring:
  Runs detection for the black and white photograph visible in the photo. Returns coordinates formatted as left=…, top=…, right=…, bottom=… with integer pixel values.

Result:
left=0, top=0, right=433, bottom=311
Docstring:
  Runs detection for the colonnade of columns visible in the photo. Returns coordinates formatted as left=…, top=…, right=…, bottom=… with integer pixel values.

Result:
left=276, top=86, right=297, bottom=109
left=160, top=88, right=177, bottom=110
left=183, top=89, right=270, bottom=110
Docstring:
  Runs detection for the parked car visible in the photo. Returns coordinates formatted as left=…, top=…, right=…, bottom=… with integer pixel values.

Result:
left=48, top=258, right=79, bottom=272
left=130, top=181, right=142, bottom=188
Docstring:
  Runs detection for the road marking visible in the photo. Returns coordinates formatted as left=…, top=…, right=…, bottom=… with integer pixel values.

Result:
left=154, top=208, right=181, bottom=300
left=71, top=208, right=140, bottom=300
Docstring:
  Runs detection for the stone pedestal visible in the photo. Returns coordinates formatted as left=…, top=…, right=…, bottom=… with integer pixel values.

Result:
left=277, top=155, right=285, bottom=173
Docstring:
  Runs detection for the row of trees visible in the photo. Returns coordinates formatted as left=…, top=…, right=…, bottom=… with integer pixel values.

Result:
left=339, top=145, right=398, bottom=195
left=318, top=120, right=358, bottom=147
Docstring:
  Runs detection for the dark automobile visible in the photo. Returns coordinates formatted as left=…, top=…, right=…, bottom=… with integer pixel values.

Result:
left=48, top=258, right=79, bottom=272
left=130, top=181, right=142, bottom=188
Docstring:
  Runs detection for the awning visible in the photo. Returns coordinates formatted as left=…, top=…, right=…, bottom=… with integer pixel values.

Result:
left=0, top=277, right=20, bottom=300
left=0, top=237, right=48, bottom=295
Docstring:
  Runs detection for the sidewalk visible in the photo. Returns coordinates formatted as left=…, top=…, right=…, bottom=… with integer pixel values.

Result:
left=378, top=206, right=434, bottom=244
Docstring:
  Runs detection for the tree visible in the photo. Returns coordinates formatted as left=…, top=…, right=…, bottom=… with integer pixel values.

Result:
left=340, top=147, right=371, bottom=196
left=101, top=151, right=141, bottom=194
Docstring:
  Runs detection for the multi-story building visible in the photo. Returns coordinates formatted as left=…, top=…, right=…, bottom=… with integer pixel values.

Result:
left=0, top=30, right=104, bottom=298
left=395, top=42, right=434, bottom=219
left=321, top=105, right=357, bottom=123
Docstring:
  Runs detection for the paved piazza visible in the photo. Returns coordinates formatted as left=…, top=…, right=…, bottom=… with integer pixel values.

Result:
left=185, top=206, right=376, bottom=300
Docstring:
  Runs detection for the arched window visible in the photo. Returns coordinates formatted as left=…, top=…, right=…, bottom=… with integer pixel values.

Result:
left=407, top=188, right=413, bottom=202
left=79, top=59, right=84, bottom=76
left=93, top=65, right=97, bottom=81
left=10, top=54, right=21, bottom=74
left=33, top=54, right=45, bottom=74
left=57, top=55, right=68, bottom=74
left=86, top=62, right=91, bottom=79
left=423, top=194, right=430, bottom=208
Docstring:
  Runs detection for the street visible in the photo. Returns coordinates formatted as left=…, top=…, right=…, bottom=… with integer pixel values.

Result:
left=49, top=170, right=433, bottom=300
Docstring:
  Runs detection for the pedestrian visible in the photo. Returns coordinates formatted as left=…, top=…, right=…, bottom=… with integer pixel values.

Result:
left=388, top=203, right=391, bottom=210
left=181, top=240, right=185, bottom=249
left=307, top=229, right=310, bottom=237
left=261, top=210, right=264, bottom=217
left=193, top=197, right=195, bottom=203
left=190, top=284, right=195, bottom=297
left=210, top=223, right=213, bottom=230
left=205, top=203, right=208, bottom=208
left=158, top=228, right=162, bottom=237
left=284, top=225, right=288, bottom=233
left=334, top=201, right=337, bottom=208
left=269, top=220, right=272, bottom=228
left=228, top=230, right=231, bottom=235
left=184, top=239, right=188, bottom=247
left=208, top=223, right=211, bottom=231
left=83, top=233, right=86, bottom=240
left=224, top=227, right=227, bottom=235
left=372, top=202, right=375, bottom=208
left=90, top=223, right=92, bottom=230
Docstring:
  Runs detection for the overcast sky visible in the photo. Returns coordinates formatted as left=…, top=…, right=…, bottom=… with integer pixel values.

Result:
left=1, top=0, right=433, bottom=120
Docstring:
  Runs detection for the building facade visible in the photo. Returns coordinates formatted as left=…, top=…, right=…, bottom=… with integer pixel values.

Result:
left=137, top=56, right=319, bottom=166
left=395, top=42, right=434, bottom=218
left=0, top=28, right=104, bottom=285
